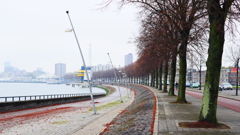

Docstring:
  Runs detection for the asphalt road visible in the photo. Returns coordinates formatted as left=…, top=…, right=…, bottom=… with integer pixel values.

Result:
left=188, top=86, right=240, bottom=95
left=186, top=90, right=240, bottom=112
left=222, top=89, right=240, bottom=95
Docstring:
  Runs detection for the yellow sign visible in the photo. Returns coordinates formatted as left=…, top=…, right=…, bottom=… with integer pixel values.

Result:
left=77, top=70, right=84, bottom=76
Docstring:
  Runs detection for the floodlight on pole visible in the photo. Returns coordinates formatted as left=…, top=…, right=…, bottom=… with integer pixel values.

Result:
left=66, top=11, right=97, bottom=114
left=119, top=69, right=130, bottom=98
left=107, top=53, right=123, bottom=102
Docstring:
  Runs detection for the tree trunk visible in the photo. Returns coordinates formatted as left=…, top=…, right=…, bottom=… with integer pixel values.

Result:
left=176, top=36, right=188, bottom=103
left=169, top=51, right=177, bottom=96
left=198, top=0, right=231, bottom=125
left=156, top=69, right=159, bottom=89
left=163, top=61, right=168, bottom=92
left=159, top=63, right=163, bottom=90
left=146, top=73, right=149, bottom=86
left=151, top=71, right=155, bottom=87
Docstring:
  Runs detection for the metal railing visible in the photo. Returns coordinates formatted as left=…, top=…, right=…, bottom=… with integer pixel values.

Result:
left=0, top=92, right=105, bottom=103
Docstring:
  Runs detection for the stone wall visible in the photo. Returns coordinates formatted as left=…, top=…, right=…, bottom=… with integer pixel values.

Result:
left=0, top=94, right=105, bottom=113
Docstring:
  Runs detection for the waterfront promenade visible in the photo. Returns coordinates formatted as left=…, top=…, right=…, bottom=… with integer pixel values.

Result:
left=1, top=85, right=240, bottom=134
left=151, top=87, right=240, bottom=135
left=0, top=86, right=131, bottom=134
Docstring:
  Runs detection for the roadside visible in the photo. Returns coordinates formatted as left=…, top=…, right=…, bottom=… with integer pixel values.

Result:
left=186, top=87, right=240, bottom=101
left=71, top=87, right=134, bottom=135
left=146, top=86, right=240, bottom=134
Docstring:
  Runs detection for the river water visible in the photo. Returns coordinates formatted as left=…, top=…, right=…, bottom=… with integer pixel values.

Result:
left=0, top=83, right=105, bottom=97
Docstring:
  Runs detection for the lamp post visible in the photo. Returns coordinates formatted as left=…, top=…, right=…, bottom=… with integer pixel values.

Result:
left=199, top=65, right=202, bottom=90
left=66, top=11, right=97, bottom=114
left=119, top=70, right=130, bottom=98
left=235, top=58, right=239, bottom=96
left=107, top=53, right=123, bottom=102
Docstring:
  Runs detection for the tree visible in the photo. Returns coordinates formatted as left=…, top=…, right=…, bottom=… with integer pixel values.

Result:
left=199, top=0, right=240, bottom=125
left=226, top=43, right=240, bottom=95
left=105, top=0, right=207, bottom=103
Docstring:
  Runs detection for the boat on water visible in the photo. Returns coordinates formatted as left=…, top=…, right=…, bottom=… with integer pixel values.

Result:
left=66, top=81, right=90, bottom=88
left=47, top=79, right=60, bottom=84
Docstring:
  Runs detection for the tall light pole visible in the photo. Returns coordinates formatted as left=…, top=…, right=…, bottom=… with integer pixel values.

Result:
left=107, top=53, right=123, bottom=102
left=235, top=58, right=239, bottom=96
left=119, top=70, right=130, bottom=98
left=66, top=11, right=97, bottom=114
left=199, top=65, right=202, bottom=90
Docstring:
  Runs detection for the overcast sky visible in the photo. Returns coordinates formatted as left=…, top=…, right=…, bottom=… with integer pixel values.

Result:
left=0, top=1, right=238, bottom=75
left=0, top=0, right=140, bottom=74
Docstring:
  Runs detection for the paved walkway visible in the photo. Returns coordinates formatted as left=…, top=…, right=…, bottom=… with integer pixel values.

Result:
left=72, top=91, right=134, bottom=135
left=1, top=85, right=240, bottom=135
left=146, top=86, right=240, bottom=135
left=0, top=86, right=133, bottom=135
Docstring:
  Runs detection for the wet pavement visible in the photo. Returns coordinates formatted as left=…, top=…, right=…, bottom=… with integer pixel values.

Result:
left=1, top=85, right=240, bottom=135
left=0, top=86, right=130, bottom=134
left=186, top=90, right=240, bottom=112
left=149, top=86, right=240, bottom=135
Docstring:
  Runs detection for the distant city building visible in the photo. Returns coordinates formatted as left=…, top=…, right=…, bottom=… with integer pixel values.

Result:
left=91, top=66, right=97, bottom=72
left=125, top=53, right=133, bottom=66
left=4, top=61, right=13, bottom=73
left=98, top=64, right=103, bottom=71
left=92, top=64, right=112, bottom=72
left=55, top=63, right=66, bottom=78
left=182, top=67, right=238, bottom=85
left=229, top=67, right=240, bottom=84
left=33, top=68, right=45, bottom=77
left=106, top=64, right=111, bottom=70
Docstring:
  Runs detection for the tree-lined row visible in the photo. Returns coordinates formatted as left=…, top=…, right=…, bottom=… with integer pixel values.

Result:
left=95, top=0, right=240, bottom=125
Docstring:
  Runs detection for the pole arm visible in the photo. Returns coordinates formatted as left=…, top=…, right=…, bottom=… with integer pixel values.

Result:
left=66, top=11, right=97, bottom=114
left=107, top=53, right=123, bottom=102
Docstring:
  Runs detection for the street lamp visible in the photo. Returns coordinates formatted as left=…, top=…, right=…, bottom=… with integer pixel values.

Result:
left=199, top=65, right=202, bottom=90
left=66, top=11, right=97, bottom=114
left=119, top=70, right=130, bottom=98
left=235, top=58, right=239, bottom=96
left=107, top=53, right=123, bottom=102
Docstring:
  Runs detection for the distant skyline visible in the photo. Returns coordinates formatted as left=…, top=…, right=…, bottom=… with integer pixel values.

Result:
left=0, top=1, right=238, bottom=75
left=0, top=61, right=120, bottom=74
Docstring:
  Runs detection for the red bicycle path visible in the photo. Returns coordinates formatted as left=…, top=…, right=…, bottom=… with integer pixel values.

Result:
left=186, top=90, right=240, bottom=112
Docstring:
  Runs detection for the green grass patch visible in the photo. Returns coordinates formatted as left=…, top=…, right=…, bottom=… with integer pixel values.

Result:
left=52, top=121, right=69, bottom=125
left=89, top=100, right=123, bottom=111
left=93, top=86, right=110, bottom=95
left=232, top=85, right=240, bottom=88
left=93, top=85, right=116, bottom=95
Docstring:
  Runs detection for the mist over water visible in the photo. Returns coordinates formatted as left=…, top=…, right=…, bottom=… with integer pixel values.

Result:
left=0, top=83, right=105, bottom=97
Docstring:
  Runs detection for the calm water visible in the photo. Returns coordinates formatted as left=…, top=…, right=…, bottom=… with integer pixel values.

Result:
left=0, top=83, right=105, bottom=97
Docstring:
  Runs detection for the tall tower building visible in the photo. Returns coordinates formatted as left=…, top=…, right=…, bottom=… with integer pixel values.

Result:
left=124, top=53, right=133, bottom=66
left=55, top=63, right=66, bottom=79
left=4, top=61, right=13, bottom=73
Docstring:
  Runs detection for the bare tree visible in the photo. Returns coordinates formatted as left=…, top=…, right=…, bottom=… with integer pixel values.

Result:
left=199, top=0, right=240, bottom=125
left=226, top=42, right=240, bottom=95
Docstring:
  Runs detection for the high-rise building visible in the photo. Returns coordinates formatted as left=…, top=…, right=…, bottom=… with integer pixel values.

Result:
left=91, top=64, right=112, bottom=72
left=125, top=53, right=133, bottom=66
left=98, top=64, right=103, bottom=71
left=4, top=61, right=13, bottom=73
left=55, top=63, right=66, bottom=79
